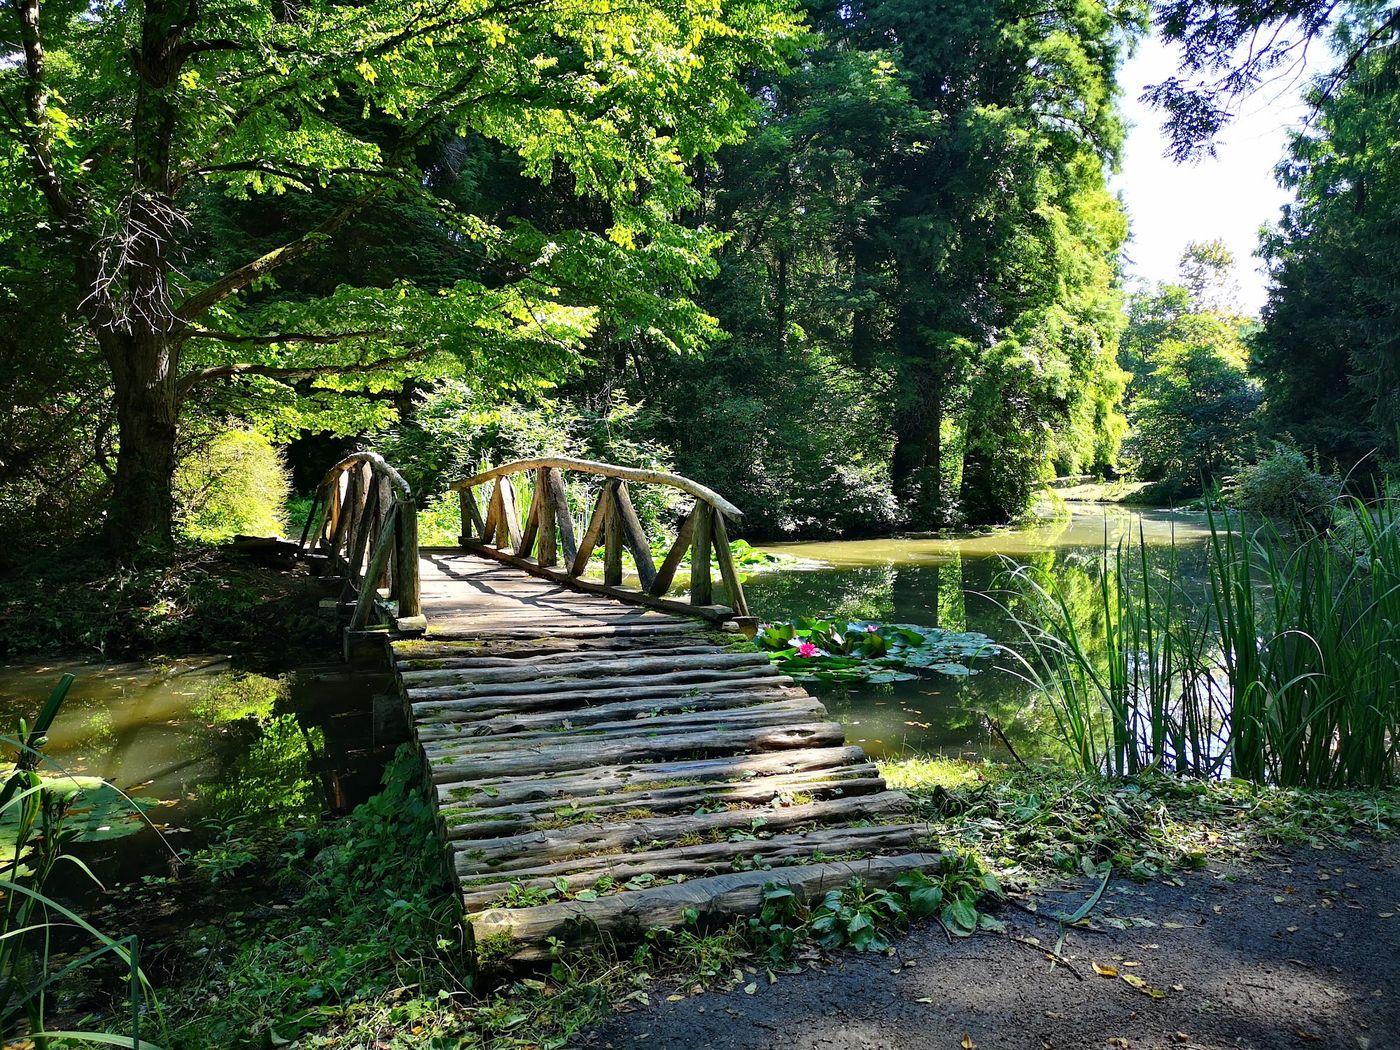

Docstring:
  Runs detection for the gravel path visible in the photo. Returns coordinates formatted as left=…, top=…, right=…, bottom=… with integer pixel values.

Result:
left=579, top=841, right=1400, bottom=1050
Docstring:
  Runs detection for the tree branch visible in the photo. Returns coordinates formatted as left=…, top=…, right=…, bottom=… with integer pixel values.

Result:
left=184, top=327, right=387, bottom=345
left=173, top=189, right=381, bottom=321
left=10, top=0, right=75, bottom=218
left=177, top=346, right=432, bottom=394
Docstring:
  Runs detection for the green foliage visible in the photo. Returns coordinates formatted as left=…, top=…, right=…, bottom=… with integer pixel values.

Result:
left=808, top=879, right=907, bottom=953
left=1226, top=444, right=1338, bottom=532
left=0, top=548, right=330, bottom=659
left=624, top=0, right=1140, bottom=533
left=797, top=856, right=999, bottom=952
left=157, top=746, right=466, bottom=1048
left=173, top=429, right=291, bottom=543
left=3, top=0, right=804, bottom=551
left=377, top=381, right=681, bottom=536
left=1, top=676, right=155, bottom=1046
left=1255, top=17, right=1400, bottom=474
left=1007, top=501, right=1400, bottom=787
left=884, top=756, right=1400, bottom=881
left=1119, top=252, right=1262, bottom=495
left=753, top=618, right=994, bottom=683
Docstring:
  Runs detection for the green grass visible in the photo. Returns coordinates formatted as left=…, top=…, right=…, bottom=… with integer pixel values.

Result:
left=883, top=756, right=1400, bottom=882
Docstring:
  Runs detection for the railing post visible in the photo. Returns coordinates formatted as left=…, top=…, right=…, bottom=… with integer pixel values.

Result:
left=534, top=468, right=557, bottom=567
left=711, top=510, right=750, bottom=616
left=602, top=480, right=624, bottom=586
left=690, top=502, right=713, bottom=606
left=397, top=495, right=421, bottom=617
left=458, top=489, right=473, bottom=545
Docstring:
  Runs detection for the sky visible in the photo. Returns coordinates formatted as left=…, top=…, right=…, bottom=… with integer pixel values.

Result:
left=1112, top=36, right=1324, bottom=314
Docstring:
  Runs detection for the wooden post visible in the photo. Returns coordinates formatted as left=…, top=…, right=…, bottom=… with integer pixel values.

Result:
left=533, top=468, right=557, bottom=567
left=397, top=496, right=421, bottom=617
left=351, top=505, right=398, bottom=629
left=613, top=482, right=657, bottom=591
left=465, top=488, right=485, bottom=539
left=546, top=468, right=577, bottom=565
left=603, top=480, right=624, bottom=587
left=344, top=481, right=380, bottom=590
left=497, top=477, right=523, bottom=550
left=458, top=490, right=473, bottom=545
left=690, top=502, right=713, bottom=606
left=571, top=482, right=614, bottom=577
left=650, top=506, right=698, bottom=598
left=327, top=468, right=358, bottom=572
left=711, top=511, right=750, bottom=616
left=483, top=482, right=501, bottom=545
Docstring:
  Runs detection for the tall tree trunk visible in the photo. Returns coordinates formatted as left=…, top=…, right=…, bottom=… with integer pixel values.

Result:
left=890, top=299, right=944, bottom=528
left=102, top=331, right=181, bottom=557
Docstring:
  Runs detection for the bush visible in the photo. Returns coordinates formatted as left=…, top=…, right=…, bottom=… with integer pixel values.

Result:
left=1226, top=444, right=1337, bottom=532
left=174, top=429, right=291, bottom=543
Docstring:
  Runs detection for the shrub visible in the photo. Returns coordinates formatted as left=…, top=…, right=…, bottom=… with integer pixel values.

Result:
left=174, top=429, right=291, bottom=543
left=1226, top=444, right=1337, bottom=532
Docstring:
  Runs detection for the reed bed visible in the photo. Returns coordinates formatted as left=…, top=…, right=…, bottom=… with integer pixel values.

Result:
left=1007, top=499, right=1400, bottom=787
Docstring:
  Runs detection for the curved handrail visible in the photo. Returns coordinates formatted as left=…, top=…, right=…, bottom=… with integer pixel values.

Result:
left=300, top=450, right=421, bottom=625
left=450, top=457, right=743, bottom=520
left=450, top=457, right=750, bottom=618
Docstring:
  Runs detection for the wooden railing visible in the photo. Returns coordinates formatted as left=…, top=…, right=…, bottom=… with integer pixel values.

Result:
left=450, top=457, right=750, bottom=620
left=299, top=451, right=421, bottom=629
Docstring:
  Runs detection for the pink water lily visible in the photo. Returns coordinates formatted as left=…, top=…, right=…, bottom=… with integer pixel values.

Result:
left=796, top=641, right=822, bottom=658
left=864, top=623, right=879, bottom=633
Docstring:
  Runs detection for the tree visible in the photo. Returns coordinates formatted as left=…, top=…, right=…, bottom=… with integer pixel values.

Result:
left=1, top=0, right=799, bottom=555
left=1121, top=260, right=1260, bottom=492
left=1177, top=238, right=1242, bottom=316
left=1145, top=0, right=1400, bottom=160
left=1251, top=15, right=1400, bottom=473
left=641, top=0, right=1138, bottom=530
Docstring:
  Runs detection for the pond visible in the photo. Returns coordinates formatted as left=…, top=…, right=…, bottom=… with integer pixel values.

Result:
left=0, top=656, right=404, bottom=891
left=748, top=504, right=1214, bottom=762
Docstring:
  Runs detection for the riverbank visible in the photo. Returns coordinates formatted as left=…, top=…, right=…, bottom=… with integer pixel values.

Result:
left=0, top=544, right=332, bottom=660
left=75, top=755, right=1400, bottom=1048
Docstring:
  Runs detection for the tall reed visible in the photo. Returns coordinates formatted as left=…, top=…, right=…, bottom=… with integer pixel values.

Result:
left=1, top=675, right=160, bottom=1048
left=1009, top=497, right=1400, bottom=787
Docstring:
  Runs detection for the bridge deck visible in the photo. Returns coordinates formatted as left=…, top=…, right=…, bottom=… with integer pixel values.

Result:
left=394, top=553, right=938, bottom=960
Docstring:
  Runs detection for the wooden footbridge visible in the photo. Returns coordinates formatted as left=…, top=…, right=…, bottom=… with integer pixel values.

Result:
left=301, top=452, right=937, bottom=960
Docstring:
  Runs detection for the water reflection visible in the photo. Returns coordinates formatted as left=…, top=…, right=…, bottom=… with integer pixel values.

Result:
left=0, top=657, right=405, bottom=885
left=749, top=506, right=1213, bottom=761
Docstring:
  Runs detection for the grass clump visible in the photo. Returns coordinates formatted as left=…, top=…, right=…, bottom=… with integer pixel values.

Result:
left=1005, top=497, right=1400, bottom=788
left=884, top=756, right=1400, bottom=883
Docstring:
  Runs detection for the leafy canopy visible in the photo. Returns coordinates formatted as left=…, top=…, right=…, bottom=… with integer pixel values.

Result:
left=1, top=0, right=803, bottom=410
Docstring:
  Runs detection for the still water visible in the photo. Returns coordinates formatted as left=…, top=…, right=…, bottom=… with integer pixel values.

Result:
left=749, top=505, right=1214, bottom=762
left=0, top=657, right=402, bottom=886
left=0, top=504, right=1208, bottom=886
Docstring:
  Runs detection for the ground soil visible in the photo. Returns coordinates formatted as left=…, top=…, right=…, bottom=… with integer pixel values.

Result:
left=579, top=841, right=1400, bottom=1050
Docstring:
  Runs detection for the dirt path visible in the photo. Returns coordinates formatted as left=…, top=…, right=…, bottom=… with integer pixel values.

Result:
left=579, top=841, right=1399, bottom=1050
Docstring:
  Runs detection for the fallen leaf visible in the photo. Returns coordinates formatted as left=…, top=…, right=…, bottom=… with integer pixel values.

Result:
left=666, top=994, right=685, bottom=1002
left=961, top=1034, right=977, bottom=1049
left=743, top=982, right=757, bottom=995
left=1092, top=962, right=1119, bottom=978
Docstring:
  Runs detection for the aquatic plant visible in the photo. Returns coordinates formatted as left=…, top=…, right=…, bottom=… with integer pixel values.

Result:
left=1, top=674, right=159, bottom=1047
left=754, top=618, right=995, bottom=683
left=1008, top=498, right=1400, bottom=787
